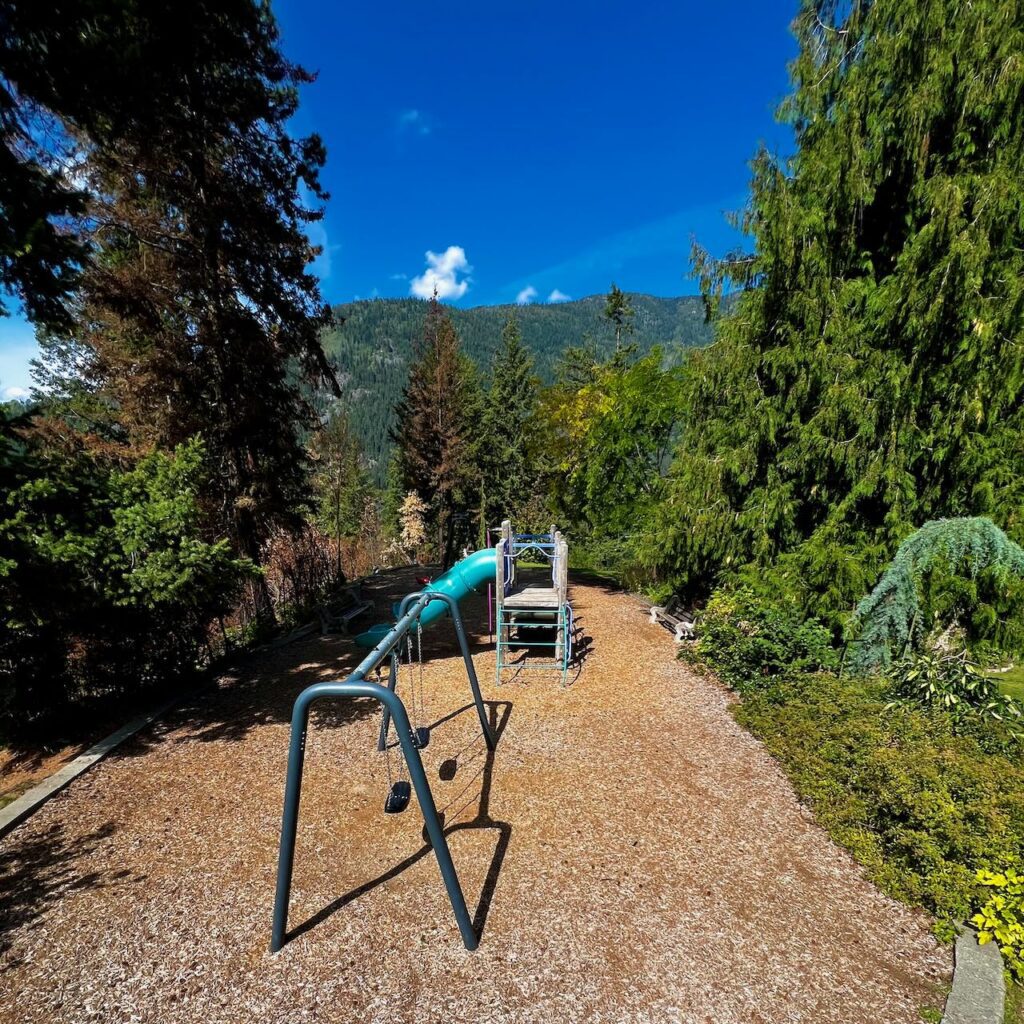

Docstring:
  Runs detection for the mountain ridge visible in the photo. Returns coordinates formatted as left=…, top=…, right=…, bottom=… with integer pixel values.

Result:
left=319, top=292, right=715, bottom=477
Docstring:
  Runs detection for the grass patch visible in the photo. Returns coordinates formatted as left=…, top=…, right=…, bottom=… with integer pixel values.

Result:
left=993, top=664, right=1024, bottom=703
left=1008, top=976, right=1024, bottom=1024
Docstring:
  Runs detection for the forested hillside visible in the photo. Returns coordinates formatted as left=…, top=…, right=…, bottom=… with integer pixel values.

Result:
left=320, top=293, right=712, bottom=476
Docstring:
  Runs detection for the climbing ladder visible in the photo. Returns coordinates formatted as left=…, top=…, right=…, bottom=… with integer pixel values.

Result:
left=494, top=519, right=573, bottom=687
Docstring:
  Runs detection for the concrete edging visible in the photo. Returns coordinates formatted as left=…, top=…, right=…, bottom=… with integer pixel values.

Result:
left=0, top=614, right=331, bottom=840
left=942, top=928, right=1005, bottom=1024
left=0, top=696, right=181, bottom=839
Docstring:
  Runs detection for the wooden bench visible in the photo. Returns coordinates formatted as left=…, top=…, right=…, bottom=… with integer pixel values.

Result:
left=648, top=595, right=695, bottom=643
left=318, top=585, right=372, bottom=636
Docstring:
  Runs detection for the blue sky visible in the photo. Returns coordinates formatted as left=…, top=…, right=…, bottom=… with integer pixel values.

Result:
left=0, top=1, right=797, bottom=397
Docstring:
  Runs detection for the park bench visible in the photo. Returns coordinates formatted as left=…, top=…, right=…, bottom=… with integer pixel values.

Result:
left=648, top=595, right=695, bottom=643
left=318, top=585, right=372, bottom=636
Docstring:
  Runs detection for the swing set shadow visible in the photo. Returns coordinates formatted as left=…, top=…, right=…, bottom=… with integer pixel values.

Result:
left=270, top=590, right=509, bottom=954
left=286, top=698, right=513, bottom=947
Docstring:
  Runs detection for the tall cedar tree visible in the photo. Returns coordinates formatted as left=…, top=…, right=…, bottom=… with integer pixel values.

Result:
left=4, top=1, right=338, bottom=619
left=391, top=298, right=481, bottom=568
left=647, top=0, right=1024, bottom=624
left=480, top=314, right=538, bottom=529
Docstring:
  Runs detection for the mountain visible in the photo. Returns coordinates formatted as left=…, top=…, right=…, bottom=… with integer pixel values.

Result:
left=319, top=293, right=715, bottom=479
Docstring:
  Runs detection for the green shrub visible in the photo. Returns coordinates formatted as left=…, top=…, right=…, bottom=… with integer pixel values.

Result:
left=887, top=650, right=1022, bottom=730
left=0, top=434, right=254, bottom=735
left=686, top=587, right=837, bottom=691
left=847, top=518, right=1024, bottom=673
left=972, top=864, right=1024, bottom=982
left=735, top=672, right=1024, bottom=924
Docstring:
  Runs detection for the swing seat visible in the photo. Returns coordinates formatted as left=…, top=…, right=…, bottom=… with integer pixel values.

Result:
left=414, top=727, right=430, bottom=749
left=384, top=780, right=411, bottom=814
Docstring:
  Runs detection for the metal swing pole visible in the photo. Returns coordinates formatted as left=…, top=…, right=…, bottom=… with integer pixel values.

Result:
left=377, top=592, right=497, bottom=754
left=270, top=678, right=479, bottom=953
left=271, top=589, right=496, bottom=955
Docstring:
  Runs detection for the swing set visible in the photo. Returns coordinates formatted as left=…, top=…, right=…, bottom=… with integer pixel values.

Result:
left=270, top=589, right=498, bottom=953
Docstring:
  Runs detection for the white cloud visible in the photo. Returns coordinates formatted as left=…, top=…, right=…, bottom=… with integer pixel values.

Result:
left=410, top=246, right=472, bottom=301
left=547, top=289, right=571, bottom=303
left=516, top=286, right=538, bottom=305
left=2, top=385, right=30, bottom=400
left=397, top=109, right=431, bottom=136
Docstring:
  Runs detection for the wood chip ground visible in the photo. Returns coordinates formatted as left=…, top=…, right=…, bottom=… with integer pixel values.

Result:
left=0, top=568, right=950, bottom=1023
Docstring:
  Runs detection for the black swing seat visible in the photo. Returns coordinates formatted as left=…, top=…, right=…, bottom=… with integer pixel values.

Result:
left=414, top=727, right=430, bottom=749
left=384, top=780, right=411, bottom=814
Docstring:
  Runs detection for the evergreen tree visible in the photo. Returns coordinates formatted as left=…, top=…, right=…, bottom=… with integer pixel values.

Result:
left=391, top=298, right=482, bottom=567
left=647, top=0, right=1024, bottom=625
left=848, top=518, right=1024, bottom=671
left=480, top=314, right=539, bottom=528
left=309, top=408, right=369, bottom=579
left=11, top=1, right=339, bottom=619
left=603, top=283, right=635, bottom=353
left=0, top=2, right=88, bottom=330
left=380, top=449, right=405, bottom=540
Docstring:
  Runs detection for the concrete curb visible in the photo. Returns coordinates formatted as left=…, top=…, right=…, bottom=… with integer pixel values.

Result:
left=943, top=928, right=1005, bottom=1024
left=0, top=696, right=180, bottom=840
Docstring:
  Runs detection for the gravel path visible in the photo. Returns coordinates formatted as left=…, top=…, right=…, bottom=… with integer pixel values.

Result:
left=0, top=571, right=949, bottom=1023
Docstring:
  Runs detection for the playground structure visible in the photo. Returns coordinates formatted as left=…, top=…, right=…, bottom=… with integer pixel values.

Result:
left=272, top=519, right=574, bottom=953
left=1, top=563, right=953, bottom=1022
left=494, top=520, right=573, bottom=686
left=271, top=589, right=497, bottom=953
left=356, top=519, right=574, bottom=686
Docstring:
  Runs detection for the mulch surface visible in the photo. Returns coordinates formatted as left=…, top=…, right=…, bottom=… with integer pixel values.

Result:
left=0, top=568, right=949, bottom=1023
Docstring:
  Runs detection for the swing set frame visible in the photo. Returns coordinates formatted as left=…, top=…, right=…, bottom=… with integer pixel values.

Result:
left=270, top=590, right=497, bottom=954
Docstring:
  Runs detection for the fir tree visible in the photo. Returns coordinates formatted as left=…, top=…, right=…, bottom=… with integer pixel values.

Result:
left=480, top=314, right=539, bottom=529
left=647, top=0, right=1024, bottom=625
left=391, top=298, right=482, bottom=567
left=603, top=283, right=635, bottom=353
left=14, top=0, right=339, bottom=619
left=309, top=408, right=369, bottom=579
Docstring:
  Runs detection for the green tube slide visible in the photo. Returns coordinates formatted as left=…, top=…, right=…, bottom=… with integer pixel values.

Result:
left=354, top=547, right=497, bottom=648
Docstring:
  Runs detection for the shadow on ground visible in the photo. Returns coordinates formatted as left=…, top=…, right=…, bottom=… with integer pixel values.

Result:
left=0, top=820, right=135, bottom=957
left=285, top=699, right=513, bottom=948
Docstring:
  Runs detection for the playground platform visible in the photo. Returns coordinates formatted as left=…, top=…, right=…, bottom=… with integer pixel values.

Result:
left=494, top=521, right=574, bottom=686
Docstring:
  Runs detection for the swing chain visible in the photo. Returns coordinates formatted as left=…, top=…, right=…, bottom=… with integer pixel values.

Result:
left=416, top=617, right=426, bottom=732
left=382, top=651, right=402, bottom=786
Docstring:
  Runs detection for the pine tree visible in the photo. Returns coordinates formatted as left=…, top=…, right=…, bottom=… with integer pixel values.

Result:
left=309, top=408, right=369, bottom=579
left=647, top=0, right=1024, bottom=625
left=480, top=314, right=539, bottom=529
left=391, top=298, right=482, bottom=567
left=12, top=0, right=339, bottom=619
